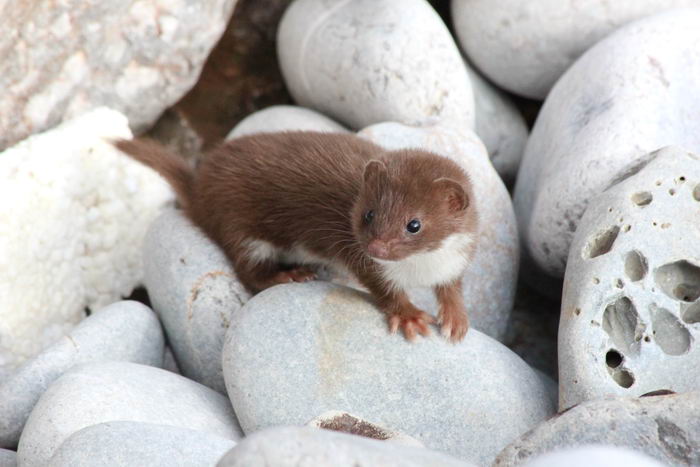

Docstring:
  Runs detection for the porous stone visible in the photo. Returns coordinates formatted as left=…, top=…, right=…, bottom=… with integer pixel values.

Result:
left=222, top=282, right=555, bottom=465
left=17, top=361, right=242, bottom=467
left=226, top=105, right=348, bottom=140
left=465, top=62, right=528, bottom=183
left=0, top=0, right=238, bottom=150
left=0, top=108, right=173, bottom=373
left=217, top=426, right=474, bottom=467
left=513, top=9, right=700, bottom=278
left=49, top=421, right=235, bottom=467
left=452, top=0, right=697, bottom=99
left=0, top=449, right=16, bottom=467
left=0, top=301, right=164, bottom=448
left=143, top=208, right=251, bottom=394
left=306, top=411, right=423, bottom=447
left=277, top=0, right=474, bottom=130
left=494, top=392, right=700, bottom=466
left=520, top=445, right=666, bottom=467
left=559, top=147, right=700, bottom=410
left=358, top=122, right=518, bottom=342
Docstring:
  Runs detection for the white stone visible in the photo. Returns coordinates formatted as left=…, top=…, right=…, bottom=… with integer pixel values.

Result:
left=452, top=0, right=698, bottom=99
left=0, top=0, right=237, bottom=149
left=0, top=301, right=164, bottom=448
left=226, top=105, right=349, bottom=139
left=465, top=62, right=528, bottom=182
left=49, top=421, right=235, bottom=467
left=142, top=209, right=251, bottom=394
left=217, top=426, right=474, bottom=467
left=222, top=282, right=555, bottom=465
left=0, top=449, right=16, bottom=467
left=17, top=361, right=242, bottom=467
left=520, top=445, right=666, bottom=467
left=306, top=411, right=423, bottom=447
left=512, top=9, right=700, bottom=278
left=358, top=122, right=518, bottom=342
left=559, top=147, right=700, bottom=410
left=0, top=108, right=173, bottom=373
left=277, top=0, right=474, bottom=130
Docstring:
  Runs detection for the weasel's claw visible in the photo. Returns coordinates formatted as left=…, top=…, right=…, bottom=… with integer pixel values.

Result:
left=388, top=311, right=435, bottom=341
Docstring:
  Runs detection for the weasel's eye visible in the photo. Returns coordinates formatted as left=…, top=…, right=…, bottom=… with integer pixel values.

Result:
left=406, top=219, right=421, bottom=233
left=363, top=210, right=375, bottom=224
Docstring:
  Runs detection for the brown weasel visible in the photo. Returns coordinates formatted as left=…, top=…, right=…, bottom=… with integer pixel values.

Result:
left=116, top=131, right=478, bottom=341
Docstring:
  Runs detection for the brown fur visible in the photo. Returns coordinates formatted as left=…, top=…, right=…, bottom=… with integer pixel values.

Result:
left=116, top=131, right=478, bottom=341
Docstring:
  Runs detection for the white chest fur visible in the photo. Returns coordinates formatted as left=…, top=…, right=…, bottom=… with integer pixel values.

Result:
left=375, top=233, right=473, bottom=290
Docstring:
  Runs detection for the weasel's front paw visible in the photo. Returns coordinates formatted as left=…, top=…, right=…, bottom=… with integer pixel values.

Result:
left=388, top=308, right=435, bottom=341
left=438, top=306, right=469, bottom=343
left=271, top=267, right=317, bottom=285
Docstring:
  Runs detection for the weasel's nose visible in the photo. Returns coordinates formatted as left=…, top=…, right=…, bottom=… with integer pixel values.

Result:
left=368, top=239, right=391, bottom=259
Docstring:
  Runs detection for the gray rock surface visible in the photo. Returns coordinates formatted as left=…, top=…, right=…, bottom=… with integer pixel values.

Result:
left=520, top=445, right=665, bottom=467
left=226, top=105, right=349, bottom=140
left=306, top=411, right=423, bottom=447
left=143, top=208, right=251, bottom=394
left=222, top=282, right=555, bottom=465
left=0, top=0, right=238, bottom=150
left=49, top=421, right=235, bottom=467
left=494, top=392, right=700, bottom=466
left=513, top=9, right=700, bottom=278
left=216, top=426, right=473, bottom=467
left=465, top=62, right=528, bottom=183
left=452, top=0, right=698, bottom=99
left=0, top=449, right=16, bottom=467
left=17, top=361, right=242, bottom=467
left=559, top=147, right=700, bottom=410
left=0, top=301, right=164, bottom=448
left=277, top=0, right=474, bottom=130
left=359, top=122, right=518, bottom=342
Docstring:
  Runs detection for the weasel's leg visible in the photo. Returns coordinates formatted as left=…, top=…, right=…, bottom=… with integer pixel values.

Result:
left=435, top=278, right=469, bottom=342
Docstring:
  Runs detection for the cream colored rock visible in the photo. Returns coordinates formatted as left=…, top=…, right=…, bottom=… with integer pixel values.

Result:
left=277, top=0, right=474, bottom=130
left=560, top=147, right=700, bottom=410
left=513, top=9, right=700, bottom=278
left=226, top=105, right=348, bottom=140
left=452, top=0, right=698, bottom=99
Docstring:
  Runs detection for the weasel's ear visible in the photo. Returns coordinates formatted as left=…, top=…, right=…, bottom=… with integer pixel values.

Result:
left=363, top=160, right=388, bottom=185
left=433, top=177, right=469, bottom=212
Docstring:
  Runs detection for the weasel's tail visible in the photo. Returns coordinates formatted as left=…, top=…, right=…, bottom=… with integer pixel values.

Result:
left=115, top=138, right=194, bottom=209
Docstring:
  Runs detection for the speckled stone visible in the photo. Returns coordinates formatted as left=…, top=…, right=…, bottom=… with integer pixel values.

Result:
left=0, top=301, right=164, bottom=449
left=142, top=208, right=251, bottom=393
left=217, top=426, right=473, bottom=467
left=494, top=393, right=700, bottom=466
left=306, top=411, right=423, bottom=447
left=226, top=105, right=348, bottom=140
left=17, top=361, right=242, bottom=467
left=49, top=421, right=235, bottom=467
left=277, top=0, right=474, bottom=130
left=358, top=122, right=518, bottom=342
left=559, top=147, right=700, bottom=410
left=222, top=282, right=555, bottom=465
left=513, top=9, right=700, bottom=278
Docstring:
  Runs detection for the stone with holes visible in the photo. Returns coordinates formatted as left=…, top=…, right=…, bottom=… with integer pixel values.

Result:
left=222, top=282, right=555, bottom=465
left=142, top=208, right=251, bottom=394
left=0, top=301, right=164, bottom=449
left=513, top=9, right=700, bottom=279
left=559, top=146, right=700, bottom=410
left=217, top=426, right=473, bottom=467
left=494, top=393, right=700, bottom=466
left=226, top=105, right=349, bottom=140
left=17, top=361, right=242, bottom=467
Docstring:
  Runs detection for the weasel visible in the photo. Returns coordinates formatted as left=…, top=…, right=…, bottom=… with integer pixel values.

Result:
left=116, top=131, right=478, bottom=341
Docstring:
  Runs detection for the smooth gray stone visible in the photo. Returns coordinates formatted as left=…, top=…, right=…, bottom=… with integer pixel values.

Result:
left=513, top=9, right=700, bottom=278
left=226, top=105, right=349, bottom=140
left=143, top=208, right=251, bottom=393
left=520, top=445, right=665, bottom=467
left=494, top=392, right=700, bottom=466
left=0, top=449, right=16, bottom=467
left=559, top=147, right=700, bottom=410
left=17, top=361, right=242, bottom=467
left=50, top=421, right=235, bottom=467
left=0, top=300, right=164, bottom=448
left=222, top=282, right=555, bottom=465
left=216, top=426, right=473, bottom=467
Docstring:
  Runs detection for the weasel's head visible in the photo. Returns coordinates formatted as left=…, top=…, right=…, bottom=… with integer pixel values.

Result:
left=351, top=150, right=475, bottom=262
